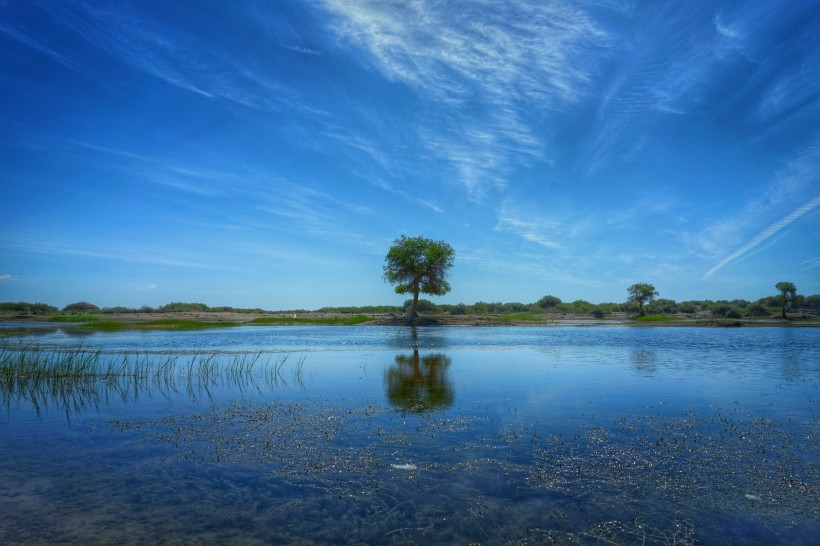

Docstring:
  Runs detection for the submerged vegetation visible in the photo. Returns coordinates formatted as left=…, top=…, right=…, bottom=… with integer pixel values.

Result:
left=0, top=345, right=305, bottom=420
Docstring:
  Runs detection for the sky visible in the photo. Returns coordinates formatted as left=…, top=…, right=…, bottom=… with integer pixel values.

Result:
left=1, top=0, right=819, bottom=310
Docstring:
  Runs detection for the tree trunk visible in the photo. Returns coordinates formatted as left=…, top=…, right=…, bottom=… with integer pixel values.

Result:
left=410, top=287, right=420, bottom=319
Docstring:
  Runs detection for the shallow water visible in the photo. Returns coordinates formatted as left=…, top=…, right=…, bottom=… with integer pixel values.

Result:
left=1, top=325, right=818, bottom=544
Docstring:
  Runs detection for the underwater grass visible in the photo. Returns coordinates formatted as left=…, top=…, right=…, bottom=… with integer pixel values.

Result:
left=250, top=314, right=372, bottom=326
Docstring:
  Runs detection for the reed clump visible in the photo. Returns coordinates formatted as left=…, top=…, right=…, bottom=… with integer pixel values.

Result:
left=0, top=346, right=304, bottom=420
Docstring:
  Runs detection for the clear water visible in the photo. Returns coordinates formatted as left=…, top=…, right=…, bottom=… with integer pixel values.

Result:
left=1, top=325, right=818, bottom=544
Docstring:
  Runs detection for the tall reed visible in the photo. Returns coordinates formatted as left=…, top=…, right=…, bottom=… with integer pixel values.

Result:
left=0, top=345, right=307, bottom=421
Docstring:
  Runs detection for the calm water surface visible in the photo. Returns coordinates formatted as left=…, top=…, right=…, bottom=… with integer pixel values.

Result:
left=1, top=325, right=818, bottom=544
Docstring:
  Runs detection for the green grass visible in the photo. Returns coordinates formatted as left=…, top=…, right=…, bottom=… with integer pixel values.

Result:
left=250, top=314, right=372, bottom=326
left=77, top=319, right=242, bottom=331
left=49, top=314, right=100, bottom=322
left=497, top=313, right=549, bottom=323
left=636, top=314, right=675, bottom=322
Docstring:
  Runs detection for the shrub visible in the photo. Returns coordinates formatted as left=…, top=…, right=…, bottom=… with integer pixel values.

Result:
left=62, top=301, right=100, bottom=313
left=536, top=295, right=562, bottom=310
left=0, top=301, right=59, bottom=315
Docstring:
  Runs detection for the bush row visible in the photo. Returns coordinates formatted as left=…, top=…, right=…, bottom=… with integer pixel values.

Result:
left=3, top=294, right=818, bottom=318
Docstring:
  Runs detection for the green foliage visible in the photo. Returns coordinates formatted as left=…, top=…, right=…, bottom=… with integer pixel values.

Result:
left=157, top=302, right=210, bottom=313
left=645, top=298, right=678, bottom=315
left=403, top=299, right=440, bottom=314
left=62, top=301, right=99, bottom=313
left=775, top=281, right=797, bottom=318
left=536, top=295, right=562, bottom=310
left=49, top=314, right=100, bottom=322
left=627, top=283, right=659, bottom=316
left=383, top=235, right=455, bottom=318
left=745, top=303, right=770, bottom=317
left=79, top=319, right=242, bottom=331
left=0, top=301, right=58, bottom=315
left=499, top=312, right=548, bottom=323
left=636, top=315, right=673, bottom=322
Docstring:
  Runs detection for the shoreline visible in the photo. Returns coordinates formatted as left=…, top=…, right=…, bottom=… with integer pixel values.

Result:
left=1, top=311, right=818, bottom=328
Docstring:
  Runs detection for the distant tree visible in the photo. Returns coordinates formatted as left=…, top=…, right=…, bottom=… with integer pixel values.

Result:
left=804, top=294, right=820, bottom=313
left=775, top=281, right=797, bottom=318
left=0, top=301, right=58, bottom=315
left=536, top=295, right=562, bottom=310
left=745, top=303, right=769, bottom=317
left=383, top=235, right=455, bottom=319
left=627, top=283, right=658, bottom=316
left=62, top=301, right=99, bottom=313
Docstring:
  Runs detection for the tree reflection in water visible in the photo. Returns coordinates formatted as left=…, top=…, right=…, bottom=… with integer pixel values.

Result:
left=384, top=350, right=454, bottom=413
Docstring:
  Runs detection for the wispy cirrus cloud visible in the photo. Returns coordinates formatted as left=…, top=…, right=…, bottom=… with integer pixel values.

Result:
left=0, top=234, right=243, bottom=271
left=0, top=23, right=79, bottom=69
left=323, top=0, right=606, bottom=199
left=703, top=196, right=820, bottom=279
left=43, top=1, right=302, bottom=112
left=494, top=198, right=594, bottom=251
left=683, top=144, right=820, bottom=268
left=0, top=274, right=18, bottom=283
left=371, top=179, right=443, bottom=214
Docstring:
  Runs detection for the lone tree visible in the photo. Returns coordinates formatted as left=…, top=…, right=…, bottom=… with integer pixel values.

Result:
left=627, top=283, right=658, bottom=316
left=775, top=281, right=797, bottom=318
left=383, top=235, right=455, bottom=319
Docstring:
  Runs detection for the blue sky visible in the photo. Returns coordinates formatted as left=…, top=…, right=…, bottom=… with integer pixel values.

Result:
left=1, top=0, right=818, bottom=310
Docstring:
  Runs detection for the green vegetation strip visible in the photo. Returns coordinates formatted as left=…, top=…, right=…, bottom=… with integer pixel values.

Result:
left=497, top=313, right=550, bottom=323
left=78, top=319, right=242, bottom=331
left=49, top=314, right=100, bottom=322
left=635, top=315, right=674, bottom=322
left=250, top=315, right=372, bottom=326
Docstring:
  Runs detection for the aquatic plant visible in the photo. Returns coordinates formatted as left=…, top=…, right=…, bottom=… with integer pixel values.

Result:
left=0, top=346, right=304, bottom=420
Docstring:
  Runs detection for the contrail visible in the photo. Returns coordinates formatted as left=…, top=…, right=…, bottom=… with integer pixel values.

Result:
left=704, top=196, right=820, bottom=279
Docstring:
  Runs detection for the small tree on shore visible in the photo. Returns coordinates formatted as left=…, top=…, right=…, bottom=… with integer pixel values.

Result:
left=62, top=301, right=99, bottom=313
left=627, top=283, right=658, bottom=316
left=383, top=235, right=455, bottom=319
left=775, top=281, right=797, bottom=318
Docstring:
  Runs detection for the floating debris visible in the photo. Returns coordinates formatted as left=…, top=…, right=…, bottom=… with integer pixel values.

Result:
left=391, top=463, right=417, bottom=471
left=745, top=494, right=763, bottom=502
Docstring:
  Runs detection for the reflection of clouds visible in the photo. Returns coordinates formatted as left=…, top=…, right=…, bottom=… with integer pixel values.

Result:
left=384, top=350, right=454, bottom=413
left=630, top=350, right=657, bottom=375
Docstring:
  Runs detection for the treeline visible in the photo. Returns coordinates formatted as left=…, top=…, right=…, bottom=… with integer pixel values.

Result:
left=0, top=301, right=274, bottom=315
left=3, top=294, right=819, bottom=318
left=321, top=293, right=820, bottom=318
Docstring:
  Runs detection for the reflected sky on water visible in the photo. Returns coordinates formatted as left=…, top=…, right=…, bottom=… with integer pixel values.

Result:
left=1, top=326, right=818, bottom=544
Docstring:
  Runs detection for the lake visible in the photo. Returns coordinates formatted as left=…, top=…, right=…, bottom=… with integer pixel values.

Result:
left=1, top=325, right=818, bottom=545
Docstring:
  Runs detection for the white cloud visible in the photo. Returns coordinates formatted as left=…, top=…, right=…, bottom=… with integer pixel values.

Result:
left=703, top=196, right=820, bottom=279
left=324, top=0, right=606, bottom=199
left=0, top=274, right=17, bottom=283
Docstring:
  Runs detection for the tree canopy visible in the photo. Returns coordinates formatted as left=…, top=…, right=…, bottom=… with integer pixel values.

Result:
left=627, top=283, right=658, bottom=316
left=775, top=281, right=797, bottom=318
left=383, top=235, right=455, bottom=319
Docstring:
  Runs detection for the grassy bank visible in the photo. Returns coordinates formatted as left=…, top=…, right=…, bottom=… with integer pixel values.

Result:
left=250, top=314, right=372, bottom=326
